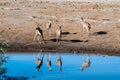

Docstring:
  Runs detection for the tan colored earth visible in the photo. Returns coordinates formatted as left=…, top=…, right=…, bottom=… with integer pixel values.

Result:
left=0, top=0, right=120, bottom=55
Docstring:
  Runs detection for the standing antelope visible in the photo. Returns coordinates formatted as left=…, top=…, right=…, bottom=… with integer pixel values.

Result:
left=46, top=20, right=52, bottom=36
left=56, top=25, right=62, bottom=43
left=34, top=24, right=45, bottom=44
left=46, top=53, right=52, bottom=71
left=80, top=17, right=91, bottom=33
left=80, top=55, right=91, bottom=71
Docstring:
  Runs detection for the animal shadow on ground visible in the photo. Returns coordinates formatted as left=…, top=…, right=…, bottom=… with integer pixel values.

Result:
left=62, top=32, right=77, bottom=35
left=51, top=32, right=77, bottom=42
left=51, top=39, right=88, bottom=43
left=51, top=39, right=69, bottom=42
left=95, top=31, right=107, bottom=35
left=70, top=40, right=88, bottom=43
left=51, top=39, right=57, bottom=42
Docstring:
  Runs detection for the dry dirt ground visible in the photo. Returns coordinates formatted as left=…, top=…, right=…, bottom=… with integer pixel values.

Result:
left=0, top=0, right=120, bottom=55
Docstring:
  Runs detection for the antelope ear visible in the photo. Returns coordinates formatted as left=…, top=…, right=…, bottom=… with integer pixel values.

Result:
left=59, top=25, right=63, bottom=28
left=35, top=22, right=39, bottom=27
left=81, top=17, right=84, bottom=20
left=49, top=19, right=52, bottom=21
left=36, top=22, right=38, bottom=24
left=37, top=24, right=39, bottom=27
left=39, top=23, right=43, bottom=26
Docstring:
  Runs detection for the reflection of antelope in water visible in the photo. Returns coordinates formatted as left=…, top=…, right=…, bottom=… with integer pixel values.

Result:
left=46, top=53, right=52, bottom=71
left=36, top=50, right=44, bottom=71
left=56, top=52, right=62, bottom=72
left=80, top=55, right=91, bottom=71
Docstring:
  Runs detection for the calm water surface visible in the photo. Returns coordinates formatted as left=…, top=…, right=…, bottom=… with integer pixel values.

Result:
left=2, top=53, right=120, bottom=80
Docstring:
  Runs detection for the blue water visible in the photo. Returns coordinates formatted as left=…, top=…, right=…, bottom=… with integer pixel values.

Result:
left=2, top=53, right=120, bottom=80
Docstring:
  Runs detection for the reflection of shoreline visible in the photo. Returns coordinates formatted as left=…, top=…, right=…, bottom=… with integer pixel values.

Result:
left=7, top=44, right=120, bottom=56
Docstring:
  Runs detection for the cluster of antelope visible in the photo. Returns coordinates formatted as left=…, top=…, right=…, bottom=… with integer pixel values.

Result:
left=35, top=50, right=62, bottom=72
left=33, top=19, right=62, bottom=44
left=33, top=17, right=91, bottom=44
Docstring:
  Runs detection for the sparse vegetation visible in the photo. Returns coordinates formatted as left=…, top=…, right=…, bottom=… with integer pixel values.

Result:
left=0, top=32, right=9, bottom=78
left=0, top=42, right=9, bottom=54
left=0, top=32, right=9, bottom=54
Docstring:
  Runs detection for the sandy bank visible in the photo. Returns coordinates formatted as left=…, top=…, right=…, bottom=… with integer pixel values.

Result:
left=0, top=1, right=120, bottom=56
